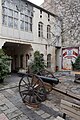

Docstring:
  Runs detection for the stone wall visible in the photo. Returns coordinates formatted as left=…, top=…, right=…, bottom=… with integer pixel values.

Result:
left=42, top=0, right=80, bottom=47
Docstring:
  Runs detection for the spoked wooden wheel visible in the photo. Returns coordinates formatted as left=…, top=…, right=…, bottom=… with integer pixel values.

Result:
left=19, top=74, right=47, bottom=107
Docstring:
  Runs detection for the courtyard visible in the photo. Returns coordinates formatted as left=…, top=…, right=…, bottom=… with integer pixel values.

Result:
left=0, top=0, right=80, bottom=119
left=0, top=72, right=80, bottom=120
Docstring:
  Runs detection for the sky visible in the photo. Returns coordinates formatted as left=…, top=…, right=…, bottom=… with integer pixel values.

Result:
left=28, top=0, right=44, bottom=5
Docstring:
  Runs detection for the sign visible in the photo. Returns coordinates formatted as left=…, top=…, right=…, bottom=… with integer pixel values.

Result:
left=62, top=47, right=79, bottom=70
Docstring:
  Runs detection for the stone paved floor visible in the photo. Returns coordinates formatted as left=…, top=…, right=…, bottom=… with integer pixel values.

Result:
left=0, top=73, right=79, bottom=120
left=0, top=87, right=61, bottom=120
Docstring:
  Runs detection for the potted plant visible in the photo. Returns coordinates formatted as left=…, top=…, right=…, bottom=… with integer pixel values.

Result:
left=71, top=55, right=80, bottom=71
left=0, top=49, right=10, bottom=83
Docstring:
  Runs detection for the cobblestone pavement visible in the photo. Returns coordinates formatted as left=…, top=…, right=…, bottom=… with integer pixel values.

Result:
left=0, top=73, right=80, bottom=120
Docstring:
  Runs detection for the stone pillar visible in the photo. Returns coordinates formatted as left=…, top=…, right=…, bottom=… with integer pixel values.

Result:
left=23, top=55, right=26, bottom=69
left=51, top=47, right=56, bottom=72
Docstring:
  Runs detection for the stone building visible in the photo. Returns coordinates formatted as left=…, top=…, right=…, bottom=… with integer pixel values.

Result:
left=0, top=0, right=61, bottom=72
left=42, top=0, right=80, bottom=70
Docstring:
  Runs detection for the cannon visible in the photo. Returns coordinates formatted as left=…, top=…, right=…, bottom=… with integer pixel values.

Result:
left=19, top=69, right=59, bottom=108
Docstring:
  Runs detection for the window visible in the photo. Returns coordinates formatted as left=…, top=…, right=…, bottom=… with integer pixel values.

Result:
left=47, top=25, right=51, bottom=39
left=2, top=15, right=7, bottom=25
left=28, top=10, right=30, bottom=16
left=40, top=10, right=42, bottom=18
left=8, top=16, right=13, bottom=28
left=14, top=11, right=18, bottom=29
left=8, top=9, right=13, bottom=16
left=2, top=0, right=33, bottom=32
left=25, top=22, right=28, bottom=31
left=28, top=23, right=32, bottom=32
left=2, top=7, right=8, bottom=26
left=8, top=9, right=13, bottom=28
left=28, top=17, right=32, bottom=32
left=40, top=54, right=44, bottom=63
left=25, top=15, right=28, bottom=21
left=20, top=20, right=24, bottom=30
left=20, top=13, right=24, bottom=30
left=47, top=54, right=51, bottom=68
left=2, top=6, right=18, bottom=29
left=38, top=22, right=43, bottom=37
left=2, top=7, right=7, bottom=15
left=14, top=11, right=18, bottom=18
left=28, top=4, right=33, bottom=11
left=14, top=18, right=18, bottom=29
left=45, top=45, right=47, bottom=50
left=20, top=13, right=24, bottom=20
left=48, top=14, right=50, bottom=21
left=20, top=13, right=32, bottom=32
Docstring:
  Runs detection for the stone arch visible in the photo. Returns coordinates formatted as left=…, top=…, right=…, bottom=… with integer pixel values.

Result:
left=2, top=42, right=33, bottom=72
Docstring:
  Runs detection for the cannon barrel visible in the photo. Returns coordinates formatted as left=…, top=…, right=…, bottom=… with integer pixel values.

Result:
left=18, top=72, right=59, bottom=85
left=38, top=75, right=59, bottom=85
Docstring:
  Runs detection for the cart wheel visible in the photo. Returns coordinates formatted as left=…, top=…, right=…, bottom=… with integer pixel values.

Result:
left=19, top=74, right=47, bottom=107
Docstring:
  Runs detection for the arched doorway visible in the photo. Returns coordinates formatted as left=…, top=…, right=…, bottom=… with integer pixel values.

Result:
left=2, top=42, right=33, bottom=72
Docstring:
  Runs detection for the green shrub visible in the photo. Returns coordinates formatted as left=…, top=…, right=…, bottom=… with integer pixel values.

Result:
left=72, top=55, right=80, bottom=70
left=30, top=51, right=46, bottom=74
left=0, top=49, right=10, bottom=81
